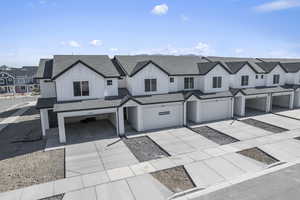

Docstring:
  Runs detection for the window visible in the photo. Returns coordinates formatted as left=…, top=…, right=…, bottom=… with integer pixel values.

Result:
left=273, top=74, right=280, bottom=84
left=145, top=79, right=157, bottom=92
left=241, top=75, right=249, bottom=86
left=170, top=77, right=174, bottom=83
left=261, top=75, right=264, bottom=79
left=73, top=81, right=89, bottom=96
left=212, top=76, right=222, bottom=88
left=256, top=75, right=258, bottom=79
left=184, top=77, right=194, bottom=89
left=107, top=80, right=113, bottom=86
left=0, top=79, right=4, bottom=84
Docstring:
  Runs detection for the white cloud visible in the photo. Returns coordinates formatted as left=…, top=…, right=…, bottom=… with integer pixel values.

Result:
left=90, top=40, right=103, bottom=46
left=235, top=48, right=245, bottom=55
left=180, top=14, right=189, bottom=22
left=60, top=40, right=81, bottom=47
left=109, top=48, right=118, bottom=52
left=151, top=4, right=168, bottom=15
left=133, top=42, right=214, bottom=56
left=255, top=0, right=300, bottom=12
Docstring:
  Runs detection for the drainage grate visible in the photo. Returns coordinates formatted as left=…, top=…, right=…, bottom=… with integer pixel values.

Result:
left=39, top=194, right=64, bottom=200
left=238, top=147, right=279, bottom=165
left=123, top=136, right=170, bottom=162
left=191, top=126, right=239, bottom=145
left=240, top=118, right=288, bottom=133
left=151, top=166, right=196, bottom=193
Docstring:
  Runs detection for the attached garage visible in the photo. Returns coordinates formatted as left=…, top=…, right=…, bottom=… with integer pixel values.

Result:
left=245, top=96, right=269, bottom=113
left=198, top=98, right=233, bottom=123
left=141, top=103, right=183, bottom=131
left=271, top=92, right=294, bottom=111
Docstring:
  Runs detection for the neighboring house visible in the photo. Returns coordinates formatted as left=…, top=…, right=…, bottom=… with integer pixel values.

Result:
left=35, top=55, right=300, bottom=143
left=0, top=66, right=39, bottom=94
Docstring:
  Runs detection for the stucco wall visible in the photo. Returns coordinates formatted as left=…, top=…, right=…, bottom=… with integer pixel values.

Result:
left=230, top=65, right=256, bottom=89
left=265, top=65, right=286, bottom=86
left=203, top=65, right=230, bottom=93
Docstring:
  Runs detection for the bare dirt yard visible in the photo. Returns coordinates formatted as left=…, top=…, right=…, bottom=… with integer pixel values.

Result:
left=0, top=107, right=64, bottom=193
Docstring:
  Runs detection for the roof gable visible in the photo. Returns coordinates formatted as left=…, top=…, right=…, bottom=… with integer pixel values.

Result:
left=197, top=61, right=231, bottom=75
left=225, top=61, right=258, bottom=74
left=52, top=55, right=120, bottom=80
left=130, top=60, right=170, bottom=77
left=256, top=62, right=287, bottom=73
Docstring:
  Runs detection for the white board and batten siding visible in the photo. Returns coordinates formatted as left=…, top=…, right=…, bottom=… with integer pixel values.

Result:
left=40, top=79, right=56, bottom=98
left=55, top=63, right=118, bottom=101
left=126, top=63, right=169, bottom=96
left=230, top=64, right=256, bottom=89
left=200, top=65, right=230, bottom=93
left=265, top=65, right=286, bottom=87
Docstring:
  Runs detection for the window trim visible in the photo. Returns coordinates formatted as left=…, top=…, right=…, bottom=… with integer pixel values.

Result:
left=107, top=80, right=113, bottom=86
left=273, top=74, right=280, bottom=84
left=241, top=75, right=249, bottom=86
left=184, top=77, right=194, bottom=89
left=212, top=76, right=222, bottom=88
left=144, top=79, right=157, bottom=92
left=73, top=81, right=90, bottom=97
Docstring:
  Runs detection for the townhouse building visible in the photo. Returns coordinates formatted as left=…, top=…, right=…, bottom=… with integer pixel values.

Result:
left=35, top=55, right=300, bottom=143
left=0, top=66, right=39, bottom=94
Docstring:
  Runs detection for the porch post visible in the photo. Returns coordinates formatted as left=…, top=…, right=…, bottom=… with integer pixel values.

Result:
left=266, top=94, right=271, bottom=113
left=40, top=109, right=49, bottom=137
left=137, top=106, right=143, bottom=131
left=118, top=107, right=125, bottom=136
left=289, top=92, right=294, bottom=109
left=241, top=96, right=246, bottom=117
left=58, top=114, right=66, bottom=143
left=183, top=102, right=187, bottom=126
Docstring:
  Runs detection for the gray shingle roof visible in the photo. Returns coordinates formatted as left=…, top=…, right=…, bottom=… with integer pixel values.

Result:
left=225, top=61, right=258, bottom=74
left=256, top=62, right=286, bottom=73
left=197, top=62, right=231, bottom=75
left=206, top=56, right=265, bottom=74
left=134, top=92, right=185, bottom=104
left=114, top=55, right=204, bottom=76
left=185, top=90, right=233, bottom=99
left=36, top=97, right=57, bottom=109
left=280, top=63, right=300, bottom=73
left=52, top=55, right=120, bottom=79
left=36, top=59, right=53, bottom=79
left=237, top=86, right=294, bottom=96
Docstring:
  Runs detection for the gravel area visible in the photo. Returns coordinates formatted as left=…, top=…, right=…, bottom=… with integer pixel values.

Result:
left=123, top=136, right=169, bottom=162
left=0, top=107, right=65, bottom=193
left=238, top=147, right=279, bottom=165
left=240, top=118, right=288, bottom=133
left=40, top=194, right=64, bottom=200
left=191, top=126, right=239, bottom=145
left=151, top=166, right=195, bottom=193
left=0, top=149, right=65, bottom=192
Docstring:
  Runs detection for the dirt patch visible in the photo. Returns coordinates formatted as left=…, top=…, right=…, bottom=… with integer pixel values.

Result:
left=238, top=147, right=279, bottom=165
left=191, top=126, right=239, bottom=145
left=240, top=118, right=288, bottom=133
left=40, top=194, right=64, bottom=200
left=0, top=149, right=65, bottom=193
left=123, top=136, right=169, bottom=162
left=151, top=166, right=195, bottom=193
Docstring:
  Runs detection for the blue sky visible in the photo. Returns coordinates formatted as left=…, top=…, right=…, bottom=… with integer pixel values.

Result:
left=1, top=0, right=300, bottom=67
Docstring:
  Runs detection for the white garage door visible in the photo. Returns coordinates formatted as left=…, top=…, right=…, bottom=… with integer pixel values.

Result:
left=199, top=99, right=232, bottom=122
left=142, top=104, right=183, bottom=131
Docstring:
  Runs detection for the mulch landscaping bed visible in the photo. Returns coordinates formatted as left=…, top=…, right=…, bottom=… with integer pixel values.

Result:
left=240, top=118, right=288, bottom=133
left=238, top=147, right=279, bottom=165
left=123, top=136, right=169, bottom=162
left=151, top=166, right=195, bottom=193
left=40, top=194, right=64, bottom=200
left=191, top=126, right=239, bottom=145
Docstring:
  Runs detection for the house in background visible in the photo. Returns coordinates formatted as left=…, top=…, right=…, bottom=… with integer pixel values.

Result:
left=0, top=65, right=39, bottom=94
left=35, top=55, right=300, bottom=143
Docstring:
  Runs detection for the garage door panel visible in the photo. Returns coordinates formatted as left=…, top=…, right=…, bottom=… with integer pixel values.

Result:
left=142, top=104, right=183, bottom=131
left=199, top=99, right=231, bottom=123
